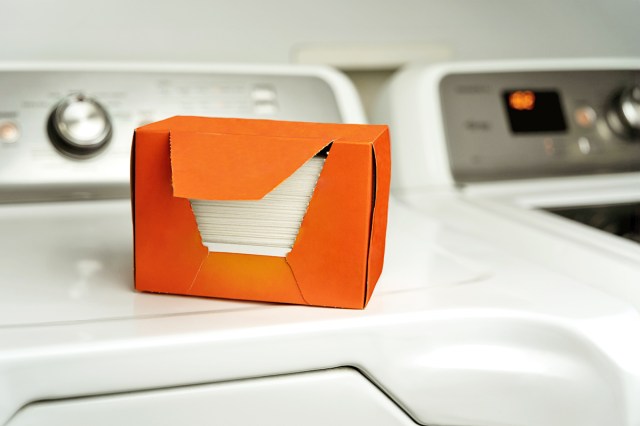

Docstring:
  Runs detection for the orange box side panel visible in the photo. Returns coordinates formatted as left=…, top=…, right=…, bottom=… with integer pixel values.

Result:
left=366, top=129, right=392, bottom=305
left=287, top=142, right=373, bottom=308
left=134, top=130, right=208, bottom=294
left=170, top=131, right=331, bottom=200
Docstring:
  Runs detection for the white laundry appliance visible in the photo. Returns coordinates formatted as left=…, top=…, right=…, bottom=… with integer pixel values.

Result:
left=1, top=62, right=639, bottom=426
left=375, top=58, right=640, bottom=424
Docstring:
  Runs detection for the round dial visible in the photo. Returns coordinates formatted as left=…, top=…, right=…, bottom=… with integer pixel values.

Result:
left=47, top=94, right=112, bottom=157
left=606, top=85, right=640, bottom=141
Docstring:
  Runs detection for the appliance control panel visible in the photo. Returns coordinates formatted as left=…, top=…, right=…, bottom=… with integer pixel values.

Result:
left=440, top=69, right=640, bottom=182
left=0, top=66, right=353, bottom=202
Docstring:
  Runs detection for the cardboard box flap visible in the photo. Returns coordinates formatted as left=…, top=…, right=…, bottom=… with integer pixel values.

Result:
left=287, top=141, right=374, bottom=308
left=143, top=116, right=388, bottom=145
left=169, top=130, right=332, bottom=200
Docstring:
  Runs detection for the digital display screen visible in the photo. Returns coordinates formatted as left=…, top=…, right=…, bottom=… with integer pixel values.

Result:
left=503, top=90, right=567, bottom=133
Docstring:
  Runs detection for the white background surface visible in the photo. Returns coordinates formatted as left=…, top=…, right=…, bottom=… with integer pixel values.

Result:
left=2, top=0, right=639, bottom=64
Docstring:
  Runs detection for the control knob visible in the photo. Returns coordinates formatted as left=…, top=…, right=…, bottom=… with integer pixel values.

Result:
left=47, top=94, right=112, bottom=157
left=606, top=85, right=640, bottom=141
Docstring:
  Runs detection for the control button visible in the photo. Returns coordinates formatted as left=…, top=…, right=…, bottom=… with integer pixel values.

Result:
left=577, top=136, right=592, bottom=154
left=47, top=93, right=112, bottom=158
left=251, top=85, right=277, bottom=102
left=0, top=120, right=19, bottom=143
left=543, top=138, right=556, bottom=156
left=542, top=137, right=568, bottom=157
left=574, top=106, right=597, bottom=128
left=606, top=85, right=640, bottom=140
left=58, top=99, right=109, bottom=145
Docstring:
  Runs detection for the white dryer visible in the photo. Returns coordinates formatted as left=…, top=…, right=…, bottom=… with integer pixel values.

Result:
left=375, top=58, right=640, bottom=425
left=1, top=63, right=638, bottom=426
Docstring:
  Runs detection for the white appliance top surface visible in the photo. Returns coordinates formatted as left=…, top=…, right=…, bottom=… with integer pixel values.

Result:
left=3, top=195, right=640, bottom=426
left=0, top=198, right=485, bottom=327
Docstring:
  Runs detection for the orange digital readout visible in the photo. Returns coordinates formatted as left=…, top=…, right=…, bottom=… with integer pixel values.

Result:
left=508, top=90, right=536, bottom=111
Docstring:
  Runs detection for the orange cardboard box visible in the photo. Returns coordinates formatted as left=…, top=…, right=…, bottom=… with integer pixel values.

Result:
left=132, top=116, right=390, bottom=309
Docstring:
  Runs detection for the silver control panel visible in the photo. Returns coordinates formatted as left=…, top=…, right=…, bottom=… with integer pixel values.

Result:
left=440, top=70, right=640, bottom=182
left=0, top=67, right=347, bottom=202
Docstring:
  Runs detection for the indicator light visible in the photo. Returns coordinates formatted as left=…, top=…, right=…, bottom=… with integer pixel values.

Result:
left=509, top=90, right=536, bottom=111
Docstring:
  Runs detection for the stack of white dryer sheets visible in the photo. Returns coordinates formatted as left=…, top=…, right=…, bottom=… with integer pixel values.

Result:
left=190, top=155, right=325, bottom=257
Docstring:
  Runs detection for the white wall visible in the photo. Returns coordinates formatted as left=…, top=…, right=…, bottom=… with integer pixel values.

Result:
left=2, top=0, right=639, bottom=63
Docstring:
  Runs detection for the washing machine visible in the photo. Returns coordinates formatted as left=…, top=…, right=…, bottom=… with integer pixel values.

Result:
left=1, top=63, right=639, bottom=426
left=375, top=58, right=640, bottom=424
